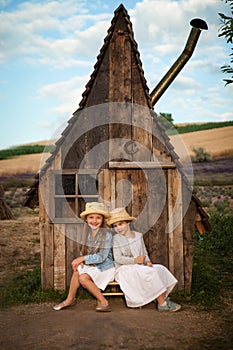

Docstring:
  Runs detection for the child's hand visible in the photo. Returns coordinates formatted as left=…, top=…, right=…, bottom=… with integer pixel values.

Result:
left=146, top=261, right=153, bottom=267
left=72, top=256, right=84, bottom=271
left=134, top=256, right=145, bottom=264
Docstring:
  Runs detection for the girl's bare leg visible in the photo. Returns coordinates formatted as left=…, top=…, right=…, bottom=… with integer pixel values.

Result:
left=53, top=271, right=80, bottom=310
left=65, top=271, right=80, bottom=304
left=157, top=291, right=167, bottom=306
left=79, top=273, right=108, bottom=305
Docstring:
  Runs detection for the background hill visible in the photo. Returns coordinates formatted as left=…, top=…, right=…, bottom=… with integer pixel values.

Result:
left=0, top=125, right=232, bottom=176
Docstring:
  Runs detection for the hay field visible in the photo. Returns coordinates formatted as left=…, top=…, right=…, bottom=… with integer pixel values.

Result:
left=0, top=153, right=50, bottom=176
left=0, top=126, right=232, bottom=176
left=178, top=126, right=233, bottom=158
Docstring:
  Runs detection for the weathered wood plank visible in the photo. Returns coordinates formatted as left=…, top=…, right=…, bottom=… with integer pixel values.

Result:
left=109, top=161, right=175, bottom=168
left=39, top=172, right=54, bottom=289
left=169, top=169, right=184, bottom=290
left=123, top=36, right=132, bottom=103
left=115, top=169, right=132, bottom=212
left=65, top=224, right=82, bottom=286
left=195, top=212, right=206, bottom=234
left=144, top=169, right=166, bottom=265
left=152, top=122, right=172, bottom=160
left=103, top=169, right=111, bottom=205
left=86, top=47, right=110, bottom=107
left=109, top=32, right=128, bottom=102
left=148, top=169, right=168, bottom=266
left=167, top=169, right=175, bottom=275
left=131, top=170, right=148, bottom=234
left=110, top=170, right=116, bottom=210
left=132, top=107, right=153, bottom=162
left=54, top=147, right=61, bottom=169
left=131, top=50, right=148, bottom=107
left=53, top=224, right=66, bottom=290
left=183, top=185, right=197, bottom=292
left=109, top=32, right=132, bottom=161
left=40, top=221, right=54, bottom=289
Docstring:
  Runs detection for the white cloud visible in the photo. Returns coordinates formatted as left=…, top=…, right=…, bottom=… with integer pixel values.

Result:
left=0, top=0, right=229, bottom=71
left=132, top=0, right=226, bottom=55
left=220, top=112, right=233, bottom=121
left=36, top=75, right=89, bottom=120
left=172, top=75, right=201, bottom=90
left=0, top=0, right=111, bottom=65
left=23, top=56, right=92, bottom=68
left=38, top=76, right=88, bottom=100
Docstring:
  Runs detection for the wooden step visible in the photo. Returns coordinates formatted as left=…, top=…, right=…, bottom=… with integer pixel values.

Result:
left=102, top=281, right=124, bottom=296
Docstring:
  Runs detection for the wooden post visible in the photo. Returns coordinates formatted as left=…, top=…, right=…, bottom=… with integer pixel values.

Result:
left=39, top=174, right=54, bottom=289
left=53, top=224, right=66, bottom=290
left=167, top=169, right=174, bottom=275
left=167, top=169, right=184, bottom=289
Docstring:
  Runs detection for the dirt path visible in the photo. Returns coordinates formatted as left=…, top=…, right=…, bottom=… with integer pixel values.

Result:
left=0, top=299, right=230, bottom=350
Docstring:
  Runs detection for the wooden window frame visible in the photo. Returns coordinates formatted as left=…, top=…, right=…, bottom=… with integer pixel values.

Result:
left=51, top=169, right=99, bottom=223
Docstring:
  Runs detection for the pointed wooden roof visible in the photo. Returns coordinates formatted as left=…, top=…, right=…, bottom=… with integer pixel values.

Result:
left=77, top=3, right=152, bottom=109
left=25, top=3, right=154, bottom=204
left=23, top=5, right=211, bottom=232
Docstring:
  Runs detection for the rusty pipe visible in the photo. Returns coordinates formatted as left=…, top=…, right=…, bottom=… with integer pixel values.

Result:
left=150, top=18, right=208, bottom=106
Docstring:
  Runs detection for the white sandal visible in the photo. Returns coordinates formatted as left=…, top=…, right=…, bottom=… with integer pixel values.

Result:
left=53, top=299, right=76, bottom=311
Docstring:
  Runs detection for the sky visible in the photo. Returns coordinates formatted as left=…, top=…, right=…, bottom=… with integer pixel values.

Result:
left=0, top=0, right=232, bottom=150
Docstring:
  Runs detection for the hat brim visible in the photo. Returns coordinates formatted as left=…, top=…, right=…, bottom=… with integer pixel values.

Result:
left=80, top=210, right=110, bottom=220
left=107, top=215, right=135, bottom=226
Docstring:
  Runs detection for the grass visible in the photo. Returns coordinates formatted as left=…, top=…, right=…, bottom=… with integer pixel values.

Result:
left=1, top=175, right=35, bottom=191
left=175, top=120, right=233, bottom=134
left=0, top=268, right=66, bottom=308
left=0, top=145, right=54, bottom=160
left=0, top=267, right=96, bottom=309
left=194, top=173, right=233, bottom=186
left=191, top=207, right=233, bottom=307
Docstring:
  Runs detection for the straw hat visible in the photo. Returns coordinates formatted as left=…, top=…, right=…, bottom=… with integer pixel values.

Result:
left=107, top=207, right=135, bottom=226
left=80, top=202, right=110, bottom=220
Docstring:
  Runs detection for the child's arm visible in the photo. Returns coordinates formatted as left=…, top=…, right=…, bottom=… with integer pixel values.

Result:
left=113, top=235, right=135, bottom=265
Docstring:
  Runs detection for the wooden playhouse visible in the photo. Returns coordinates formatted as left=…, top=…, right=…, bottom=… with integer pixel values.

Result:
left=25, top=4, right=210, bottom=292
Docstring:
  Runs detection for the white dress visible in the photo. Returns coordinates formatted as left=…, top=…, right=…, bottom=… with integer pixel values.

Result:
left=114, top=232, right=178, bottom=308
left=78, top=265, right=115, bottom=291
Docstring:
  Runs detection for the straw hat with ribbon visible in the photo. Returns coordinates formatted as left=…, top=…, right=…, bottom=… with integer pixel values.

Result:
left=107, top=207, right=135, bottom=226
left=80, top=202, right=110, bottom=220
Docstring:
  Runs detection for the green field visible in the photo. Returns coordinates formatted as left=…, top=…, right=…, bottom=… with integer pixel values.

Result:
left=0, top=144, right=54, bottom=160
left=175, top=120, right=233, bottom=134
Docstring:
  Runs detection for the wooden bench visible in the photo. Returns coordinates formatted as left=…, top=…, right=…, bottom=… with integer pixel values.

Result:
left=103, top=281, right=143, bottom=308
left=103, top=281, right=124, bottom=296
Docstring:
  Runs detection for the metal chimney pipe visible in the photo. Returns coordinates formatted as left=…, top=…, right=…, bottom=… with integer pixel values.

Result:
left=150, top=18, right=208, bottom=106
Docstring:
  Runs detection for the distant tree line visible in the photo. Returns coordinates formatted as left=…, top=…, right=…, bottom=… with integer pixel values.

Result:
left=175, top=120, right=233, bottom=134
left=0, top=145, right=54, bottom=160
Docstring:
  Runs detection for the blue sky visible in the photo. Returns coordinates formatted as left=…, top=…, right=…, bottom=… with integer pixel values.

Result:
left=0, top=0, right=232, bottom=150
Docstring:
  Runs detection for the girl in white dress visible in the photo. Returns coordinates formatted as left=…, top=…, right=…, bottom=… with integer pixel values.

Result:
left=53, top=202, right=115, bottom=312
left=108, top=207, right=181, bottom=311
